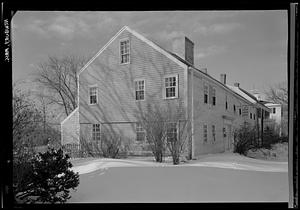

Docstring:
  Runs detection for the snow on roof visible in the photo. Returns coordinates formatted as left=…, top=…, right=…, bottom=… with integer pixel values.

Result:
left=264, top=103, right=281, bottom=106
left=226, top=85, right=257, bottom=104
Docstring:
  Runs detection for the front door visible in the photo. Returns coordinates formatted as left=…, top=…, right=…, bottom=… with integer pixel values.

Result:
left=224, top=124, right=233, bottom=151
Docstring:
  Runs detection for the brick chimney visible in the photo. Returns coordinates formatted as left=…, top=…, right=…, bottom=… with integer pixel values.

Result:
left=220, top=74, right=226, bottom=84
left=234, top=82, right=240, bottom=87
left=172, top=36, right=194, bottom=65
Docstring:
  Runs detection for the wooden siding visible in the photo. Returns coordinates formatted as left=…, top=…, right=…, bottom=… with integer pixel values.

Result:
left=191, top=69, right=257, bottom=156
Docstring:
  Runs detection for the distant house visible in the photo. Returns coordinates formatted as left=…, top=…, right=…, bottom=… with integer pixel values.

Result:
left=251, top=90, right=283, bottom=136
left=61, top=26, right=270, bottom=158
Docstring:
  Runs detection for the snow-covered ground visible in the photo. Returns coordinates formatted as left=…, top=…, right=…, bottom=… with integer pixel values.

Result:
left=68, top=152, right=288, bottom=203
left=71, top=152, right=287, bottom=175
left=247, top=142, right=288, bottom=161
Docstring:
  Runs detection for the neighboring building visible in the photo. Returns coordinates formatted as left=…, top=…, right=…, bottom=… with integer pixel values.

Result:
left=251, top=90, right=283, bottom=136
left=61, top=26, right=270, bottom=158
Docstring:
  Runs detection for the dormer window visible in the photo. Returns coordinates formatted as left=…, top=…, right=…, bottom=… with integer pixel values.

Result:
left=120, top=39, right=130, bottom=64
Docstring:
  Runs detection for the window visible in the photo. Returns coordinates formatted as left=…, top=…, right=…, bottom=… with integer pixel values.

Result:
left=135, top=80, right=145, bottom=101
left=204, top=84, right=208, bottom=104
left=239, top=108, right=242, bottom=115
left=223, top=127, right=227, bottom=138
left=120, top=39, right=130, bottom=64
left=233, top=105, right=236, bottom=113
left=164, top=75, right=178, bottom=99
left=225, top=96, right=228, bottom=110
left=203, top=124, right=208, bottom=143
left=212, top=88, right=216, bottom=106
left=254, top=114, right=256, bottom=120
left=273, top=108, right=276, bottom=114
left=250, top=113, right=252, bottom=119
left=167, top=123, right=177, bottom=142
left=136, top=123, right=145, bottom=142
left=89, top=86, right=98, bottom=104
left=212, top=125, right=216, bottom=142
left=92, top=124, right=101, bottom=141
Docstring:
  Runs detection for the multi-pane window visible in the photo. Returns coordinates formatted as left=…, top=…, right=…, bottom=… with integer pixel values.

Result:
left=204, top=84, right=208, bottom=104
left=135, top=80, right=145, bottom=101
left=167, top=123, right=177, bottom=142
left=164, top=75, right=178, bottom=99
left=223, top=127, right=227, bottom=137
left=203, top=124, right=208, bottom=143
left=89, top=86, right=98, bottom=104
left=92, top=124, right=101, bottom=141
left=212, top=88, right=216, bottom=106
left=212, top=125, right=216, bottom=142
left=136, top=123, right=145, bottom=142
left=120, top=39, right=130, bottom=64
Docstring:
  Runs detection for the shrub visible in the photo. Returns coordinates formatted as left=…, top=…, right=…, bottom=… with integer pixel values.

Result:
left=233, top=122, right=258, bottom=155
left=79, top=131, right=128, bottom=159
left=100, top=132, right=127, bottom=158
left=14, top=147, right=79, bottom=204
left=262, top=127, right=285, bottom=149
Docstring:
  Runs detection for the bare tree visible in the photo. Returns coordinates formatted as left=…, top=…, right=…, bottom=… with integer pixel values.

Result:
left=12, top=84, right=42, bottom=161
left=265, top=81, right=288, bottom=105
left=34, top=55, right=88, bottom=116
left=137, top=103, right=168, bottom=163
left=165, top=103, right=191, bottom=165
left=136, top=101, right=190, bottom=164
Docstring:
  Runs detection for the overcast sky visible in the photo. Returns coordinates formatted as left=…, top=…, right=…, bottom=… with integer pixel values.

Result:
left=12, top=10, right=287, bottom=93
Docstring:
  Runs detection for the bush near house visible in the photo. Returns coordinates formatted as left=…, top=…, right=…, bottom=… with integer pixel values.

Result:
left=261, top=126, right=288, bottom=149
left=78, top=132, right=130, bottom=159
left=233, top=122, right=258, bottom=156
left=14, top=147, right=79, bottom=204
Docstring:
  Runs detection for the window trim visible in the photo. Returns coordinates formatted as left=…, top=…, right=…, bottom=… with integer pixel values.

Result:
left=119, top=38, right=130, bottom=65
left=163, top=74, right=179, bottom=99
left=89, top=85, right=98, bottom=105
left=203, top=124, right=208, bottom=143
left=166, top=122, right=178, bottom=142
left=134, top=79, right=146, bottom=101
left=136, top=123, right=146, bottom=142
left=212, top=125, right=216, bottom=142
left=92, top=123, right=101, bottom=142
left=204, top=83, right=208, bottom=104
left=212, top=87, right=216, bottom=106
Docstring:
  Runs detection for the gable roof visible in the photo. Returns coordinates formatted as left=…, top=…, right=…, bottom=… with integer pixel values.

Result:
left=78, top=26, right=187, bottom=76
left=226, top=84, right=270, bottom=111
left=77, top=25, right=269, bottom=111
